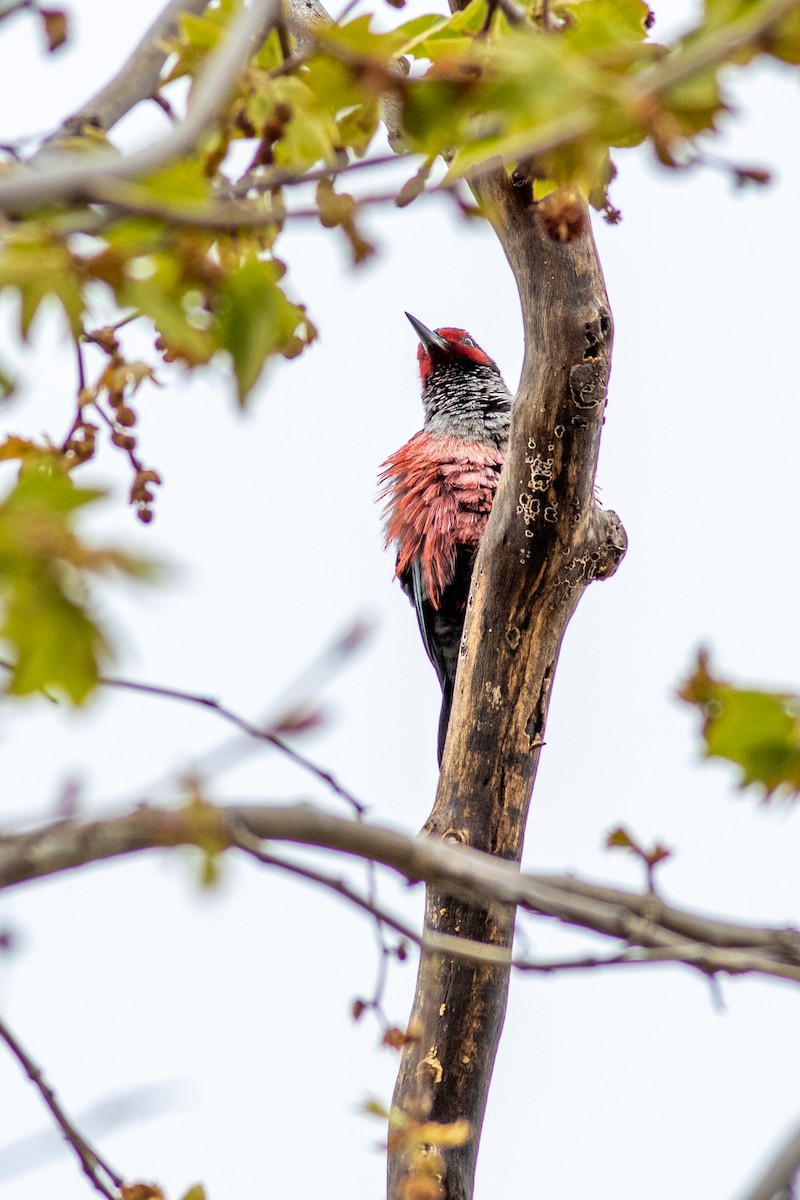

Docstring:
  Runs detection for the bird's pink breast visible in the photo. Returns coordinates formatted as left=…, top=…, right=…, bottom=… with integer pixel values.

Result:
left=379, top=433, right=504, bottom=609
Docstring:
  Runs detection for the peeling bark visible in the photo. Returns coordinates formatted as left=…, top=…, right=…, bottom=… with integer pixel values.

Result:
left=388, top=169, right=626, bottom=1200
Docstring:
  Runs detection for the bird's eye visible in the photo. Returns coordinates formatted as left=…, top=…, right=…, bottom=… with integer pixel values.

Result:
left=462, top=337, right=475, bottom=347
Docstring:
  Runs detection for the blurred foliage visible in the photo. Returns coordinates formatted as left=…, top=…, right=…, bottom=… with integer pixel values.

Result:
left=0, top=0, right=797, bottom=702
left=680, top=652, right=800, bottom=801
left=0, top=457, right=155, bottom=703
left=0, top=0, right=796, bottom=407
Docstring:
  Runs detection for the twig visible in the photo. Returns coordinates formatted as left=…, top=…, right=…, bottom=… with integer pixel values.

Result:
left=48, top=0, right=211, bottom=139
left=0, top=1016, right=123, bottom=1200
left=0, top=1081, right=190, bottom=1185
left=635, top=0, right=800, bottom=98
left=226, top=150, right=411, bottom=197
left=0, top=0, right=31, bottom=24
left=285, top=0, right=333, bottom=52
left=333, top=0, right=362, bottom=25
left=480, top=0, right=524, bottom=34
left=3, top=802, right=800, bottom=990
left=83, top=312, right=142, bottom=343
left=75, top=178, right=445, bottom=231
left=92, top=395, right=145, bottom=474
left=0, top=0, right=281, bottom=212
left=149, top=92, right=177, bottom=124
left=232, top=823, right=418, bottom=947
left=98, top=674, right=366, bottom=815
left=206, top=823, right=730, bottom=979
left=135, top=618, right=371, bottom=799
left=75, top=339, right=87, bottom=394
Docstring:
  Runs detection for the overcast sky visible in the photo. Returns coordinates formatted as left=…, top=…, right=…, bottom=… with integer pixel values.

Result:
left=1, top=2, right=800, bottom=1198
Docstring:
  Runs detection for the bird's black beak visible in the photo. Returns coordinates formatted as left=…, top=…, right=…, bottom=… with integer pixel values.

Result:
left=405, top=312, right=449, bottom=355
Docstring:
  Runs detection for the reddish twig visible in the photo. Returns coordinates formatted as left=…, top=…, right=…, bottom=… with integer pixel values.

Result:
left=99, top=673, right=366, bottom=815
left=0, top=1016, right=124, bottom=1200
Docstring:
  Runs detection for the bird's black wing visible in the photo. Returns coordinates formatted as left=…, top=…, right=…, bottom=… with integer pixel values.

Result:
left=402, top=552, right=475, bottom=764
left=409, top=558, right=447, bottom=689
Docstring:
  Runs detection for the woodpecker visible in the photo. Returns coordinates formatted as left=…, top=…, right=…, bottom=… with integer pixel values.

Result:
left=379, top=313, right=512, bottom=764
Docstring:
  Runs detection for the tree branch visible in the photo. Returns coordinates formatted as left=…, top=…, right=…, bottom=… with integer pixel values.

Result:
left=230, top=819, right=420, bottom=950
left=0, top=1016, right=124, bottom=1200
left=98, top=672, right=365, bottom=814
left=2, top=803, right=800, bottom=989
left=386, top=8, right=800, bottom=1195
left=0, top=0, right=280, bottom=212
left=389, top=159, right=623, bottom=1200
left=635, top=0, right=800, bottom=97
left=49, top=0, right=212, bottom=140
left=740, top=1123, right=800, bottom=1200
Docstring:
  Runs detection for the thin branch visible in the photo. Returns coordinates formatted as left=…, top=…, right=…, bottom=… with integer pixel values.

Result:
left=49, top=0, right=212, bottom=139
left=71, top=176, right=446, bottom=231
left=225, top=150, right=413, bottom=197
left=133, top=617, right=372, bottom=798
left=232, top=823, right=419, bottom=948
left=0, top=0, right=280, bottom=212
left=0, top=1016, right=123, bottom=1200
left=0, top=0, right=790, bottom=216
left=216, top=831, right=797, bottom=978
left=740, top=1123, right=800, bottom=1200
left=0, top=0, right=32, bottom=24
left=3, top=802, right=800, bottom=989
left=285, top=0, right=334, bottom=52
left=98, top=674, right=366, bottom=815
left=635, top=0, right=800, bottom=97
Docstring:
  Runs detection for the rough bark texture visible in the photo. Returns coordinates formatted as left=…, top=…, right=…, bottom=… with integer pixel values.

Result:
left=387, top=169, right=627, bottom=1200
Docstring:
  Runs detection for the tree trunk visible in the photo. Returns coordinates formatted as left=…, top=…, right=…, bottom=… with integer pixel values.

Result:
left=387, top=168, right=627, bottom=1200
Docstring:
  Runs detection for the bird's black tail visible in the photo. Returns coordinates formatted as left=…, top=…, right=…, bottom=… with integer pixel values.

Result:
left=437, top=674, right=455, bottom=766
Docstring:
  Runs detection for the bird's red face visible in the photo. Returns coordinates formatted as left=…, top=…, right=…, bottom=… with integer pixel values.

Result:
left=417, top=328, right=495, bottom=384
left=406, top=313, right=496, bottom=386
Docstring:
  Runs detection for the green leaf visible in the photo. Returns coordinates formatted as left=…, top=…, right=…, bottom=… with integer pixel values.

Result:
left=120, top=276, right=216, bottom=368
left=3, top=573, right=108, bottom=703
left=679, top=653, right=800, bottom=801
left=253, top=27, right=286, bottom=70
left=321, top=14, right=414, bottom=60
left=179, top=12, right=224, bottom=50
left=139, top=159, right=212, bottom=204
left=216, top=258, right=312, bottom=405
left=0, top=237, right=86, bottom=338
left=0, top=365, right=14, bottom=401
left=770, top=6, right=800, bottom=64
left=181, top=1187, right=208, bottom=1200
left=0, top=465, right=154, bottom=704
left=560, top=0, right=654, bottom=52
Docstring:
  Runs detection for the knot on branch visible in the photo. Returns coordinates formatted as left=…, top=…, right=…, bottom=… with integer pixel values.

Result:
left=590, top=509, right=627, bottom=581
left=559, top=508, right=627, bottom=593
left=569, top=360, right=606, bottom=411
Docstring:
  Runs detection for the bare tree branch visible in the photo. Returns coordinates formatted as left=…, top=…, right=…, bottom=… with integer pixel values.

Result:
left=50, top=0, right=212, bottom=140
left=231, top=820, right=420, bottom=950
left=0, top=0, right=280, bottom=212
left=286, top=0, right=334, bottom=50
left=0, top=1016, right=124, bottom=1200
left=383, top=6, right=800, bottom=1197
left=98, top=672, right=365, bottom=814
left=2, top=803, right=800, bottom=988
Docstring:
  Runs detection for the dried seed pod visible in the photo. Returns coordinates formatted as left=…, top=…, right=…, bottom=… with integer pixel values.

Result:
left=111, top=430, right=136, bottom=452
left=115, top=406, right=136, bottom=427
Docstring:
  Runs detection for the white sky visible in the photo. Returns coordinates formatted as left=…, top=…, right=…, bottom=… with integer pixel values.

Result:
left=1, top=2, right=800, bottom=1198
